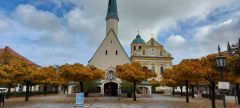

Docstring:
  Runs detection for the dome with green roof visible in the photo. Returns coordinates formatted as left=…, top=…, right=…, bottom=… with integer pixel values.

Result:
left=132, top=34, right=145, bottom=44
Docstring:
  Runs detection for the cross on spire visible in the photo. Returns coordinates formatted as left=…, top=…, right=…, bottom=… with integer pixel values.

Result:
left=151, top=33, right=154, bottom=38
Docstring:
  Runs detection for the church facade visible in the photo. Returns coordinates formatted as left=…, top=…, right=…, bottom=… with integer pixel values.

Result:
left=69, top=0, right=173, bottom=96
left=131, top=34, right=173, bottom=91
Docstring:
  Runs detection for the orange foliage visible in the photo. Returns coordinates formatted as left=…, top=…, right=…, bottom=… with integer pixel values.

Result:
left=59, top=63, right=105, bottom=82
left=116, top=62, right=156, bottom=83
left=34, top=66, right=59, bottom=85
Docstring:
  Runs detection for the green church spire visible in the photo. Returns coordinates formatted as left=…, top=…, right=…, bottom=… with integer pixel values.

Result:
left=106, top=0, right=119, bottom=21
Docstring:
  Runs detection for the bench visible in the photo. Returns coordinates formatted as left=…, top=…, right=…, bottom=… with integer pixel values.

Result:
left=0, top=94, right=4, bottom=106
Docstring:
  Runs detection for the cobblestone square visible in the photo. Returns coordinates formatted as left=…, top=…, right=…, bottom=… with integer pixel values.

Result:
left=1, top=94, right=238, bottom=108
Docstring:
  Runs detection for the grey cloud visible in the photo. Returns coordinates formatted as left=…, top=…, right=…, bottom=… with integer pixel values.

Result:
left=166, top=18, right=240, bottom=64
left=38, top=30, right=73, bottom=46
left=0, top=12, right=8, bottom=33
left=59, top=0, right=233, bottom=46
left=194, top=18, right=240, bottom=53
left=13, top=4, right=61, bottom=31
left=1, top=0, right=238, bottom=66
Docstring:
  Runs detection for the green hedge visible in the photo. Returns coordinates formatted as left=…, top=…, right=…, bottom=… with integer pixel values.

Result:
left=154, top=90, right=164, bottom=94
left=0, top=91, right=58, bottom=98
left=202, top=94, right=223, bottom=100
left=174, top=92, right=193, bottom=96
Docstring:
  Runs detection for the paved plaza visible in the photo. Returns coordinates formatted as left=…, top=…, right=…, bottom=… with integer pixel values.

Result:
left=1, top=94, right=239, bottom=108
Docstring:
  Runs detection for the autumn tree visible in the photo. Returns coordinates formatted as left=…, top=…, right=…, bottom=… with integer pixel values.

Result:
left=199, top=54, right=221, bottom=108
left=161, top=69, right=177, bottom=95
left=116, top=62, right=156, bottom=101
left=58, top=75, right=68, bottom=94
left=174, top=59, right=201, bottom=103
left=0, top=51, right=28, bottom=99
left=227, top=39, right=240, bottom=105
left=34, top=66, right=58, bottom=95
left=19, top=63, right=38, bottom=101
left=228, top=57, right=240, bottom=104
left=59, top=63, right=105, bottom=93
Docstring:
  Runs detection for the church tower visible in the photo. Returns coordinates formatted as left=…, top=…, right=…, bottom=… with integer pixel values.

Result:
left=88, top=0, right=130, bottom=96
left=106, top=0, right=119, bottom=36
left=89, top=0, right=129, bottom=72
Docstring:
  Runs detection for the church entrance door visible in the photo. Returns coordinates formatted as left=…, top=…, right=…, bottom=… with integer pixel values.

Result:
left=104, top=82, right=118, bottom=96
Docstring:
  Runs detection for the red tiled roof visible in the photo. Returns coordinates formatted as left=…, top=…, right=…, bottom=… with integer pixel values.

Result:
left=0, top=46, right=38, bottom=66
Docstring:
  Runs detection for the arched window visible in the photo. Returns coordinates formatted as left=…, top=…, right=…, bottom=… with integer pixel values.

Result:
left=160, top=67, right=164, bottom=75
left=133, top=46, right=136, bottom=51
left=105, top=50, right=108, bottom=55
left=116, top=50, right=118, bottom=55
left=151, top=65, right=155, bottom=72
left=139, top=46, right=142, bottom=50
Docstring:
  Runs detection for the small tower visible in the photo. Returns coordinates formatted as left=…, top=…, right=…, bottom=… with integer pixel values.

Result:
left=131, top=32, right=145, bottom=56
left=106, top=0, right=119, bottom=36
left=227, top=41, right=231, bottom=52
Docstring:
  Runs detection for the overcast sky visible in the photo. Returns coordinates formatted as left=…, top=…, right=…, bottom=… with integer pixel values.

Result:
left=0, top=0, right=239, bottom=66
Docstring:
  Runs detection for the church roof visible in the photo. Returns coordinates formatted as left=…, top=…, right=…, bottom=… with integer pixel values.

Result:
left=88, top=29, right=130, bottom=63
left=106, top=0, right=119, bottom=21
left=132, top=34, right=145, bottom=44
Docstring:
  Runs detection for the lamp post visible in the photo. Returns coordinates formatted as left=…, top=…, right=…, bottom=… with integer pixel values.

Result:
left=215, top=45, right=227, bottom=108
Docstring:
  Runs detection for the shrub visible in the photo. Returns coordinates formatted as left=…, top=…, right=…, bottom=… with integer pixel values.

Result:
left=0, top=91, right=57, bottom=98
left=202, top=94, right=223, bottom=100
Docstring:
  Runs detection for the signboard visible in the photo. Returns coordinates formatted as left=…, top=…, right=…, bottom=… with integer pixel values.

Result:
left=76, top=93, right=84, bottom=107
left=218, top=82, right=230, bottom=90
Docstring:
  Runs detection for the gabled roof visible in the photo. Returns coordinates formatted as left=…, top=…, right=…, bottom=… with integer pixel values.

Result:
left=145, top=38, right=163, bottom=47
left=0, top=46, right=38, bottom=66
left=88, top=29, right=130, bottom=63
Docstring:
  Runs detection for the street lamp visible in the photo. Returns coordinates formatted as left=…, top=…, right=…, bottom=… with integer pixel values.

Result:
left=215, top=45, right=227, bottom=108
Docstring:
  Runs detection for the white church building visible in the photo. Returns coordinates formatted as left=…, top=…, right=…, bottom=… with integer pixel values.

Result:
left=88, top=0, right=156, bottom=96
left=88, top=0, right=131, bottom=96
left=68, top=0, right=170, bottom=96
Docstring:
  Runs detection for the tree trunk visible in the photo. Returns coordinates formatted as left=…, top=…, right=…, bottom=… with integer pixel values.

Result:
left=55, top=86, right=58, bottom=93
left=180, top=86, right=183, bottom=96
left=185, top=80, right=189, bottom=103
left=80, top=81, right=83, bottom=92
left=133, top=83, right=136, bottom=101
left=236, top=83, right=240, bottom=105
left=44, top=83, right=47, bottom=95
left=172, top=87, right=175, bottom=95
left=191, top=85, right=195, bottom=98
left=29, top=85, right=32, bottom=97
left=211, top=82, right=216, bottom=108
left=209, top=85, right=212, bottom=100
left=25, top=82, right=30, bottom=101
left=63, top=84, right=66, bottom=94
left=6, top=83, right=11, bottom=99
